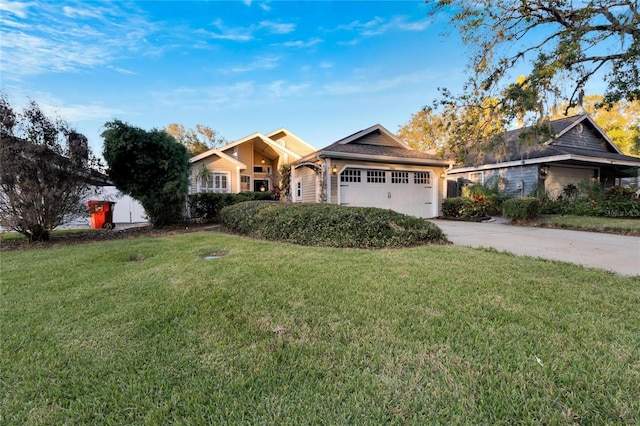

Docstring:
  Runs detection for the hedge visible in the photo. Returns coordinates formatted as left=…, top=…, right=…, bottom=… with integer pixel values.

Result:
left=220, top=201, right=448, bottom=248
left=502, top=197, right=540, bottom=221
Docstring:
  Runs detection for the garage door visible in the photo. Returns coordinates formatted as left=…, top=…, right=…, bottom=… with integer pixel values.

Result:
left=339, top=168, right=437, bottom=218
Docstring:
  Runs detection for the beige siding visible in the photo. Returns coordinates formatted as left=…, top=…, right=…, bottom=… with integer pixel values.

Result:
left=270, top=131, right=316, bottom=157
left=189, top=157, right=239, bottom=193
left=352, top=133, right=399, bottom=147
left=296, top=166, right=317, bottom=203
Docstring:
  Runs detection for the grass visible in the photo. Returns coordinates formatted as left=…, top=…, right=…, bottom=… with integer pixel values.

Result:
left=538, top=214, right=640, bottom=236
left=0, top=228, right=96, bottom=242
left=1, top=232, right=639, bottom=424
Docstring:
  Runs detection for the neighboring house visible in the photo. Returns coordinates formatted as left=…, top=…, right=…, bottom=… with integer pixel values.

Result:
left=189, top=128, right=316, bottom=195
left=446, top=114, right=640, bottom=198
left=291, top=124, right=453, bottom=219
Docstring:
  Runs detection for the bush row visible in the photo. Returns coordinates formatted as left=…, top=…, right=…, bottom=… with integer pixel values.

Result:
left=187, top=192, right=275, bottom=223
left=220, top=201, right=448, bottom=248
left=442, top=195, right=507, bottom=218
left=502, top=197, right=540, bottom=221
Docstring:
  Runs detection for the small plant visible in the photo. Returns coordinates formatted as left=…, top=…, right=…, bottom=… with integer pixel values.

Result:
left=502, top=197, right=540, bottom=221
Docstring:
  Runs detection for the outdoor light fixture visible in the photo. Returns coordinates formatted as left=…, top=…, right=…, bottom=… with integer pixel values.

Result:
left=440, top=172, right=446, bottom=179
left=332, top=165, right=338, bottom=175
left=261, top=158, right=266, bottom=164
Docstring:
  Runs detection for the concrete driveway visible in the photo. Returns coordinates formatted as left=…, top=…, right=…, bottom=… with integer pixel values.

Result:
left=429, top=218, right=640, bottom=276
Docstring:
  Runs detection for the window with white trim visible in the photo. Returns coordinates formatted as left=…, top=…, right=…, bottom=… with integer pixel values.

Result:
left=200, top=172, right=230, bottom=193
left=469, top=172, right=484, bottom=184
left=240, top=175, right=251, bottom=192
left=391, top=171, right=409, bottom=184
left=340, top=169, right=361, bottom=182
left=366, top=170, right=386, bottom=183
left=414, top=172, right=431, bottom=185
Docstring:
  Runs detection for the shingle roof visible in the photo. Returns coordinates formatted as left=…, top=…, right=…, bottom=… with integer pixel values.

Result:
left=321, top=142, right=443, bottom=160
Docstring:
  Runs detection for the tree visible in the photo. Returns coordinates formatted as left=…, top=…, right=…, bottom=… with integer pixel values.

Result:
left=551, top=95, right=640, bottom=156
left=102, top=120, right=189, bottom=228
left=0, top=95, right=101, bottom=242
left=164, top=123, right=226, bottom=157
left=426, top=1, right=640, bottom=131
left=399, top=98, right=509, bottom=164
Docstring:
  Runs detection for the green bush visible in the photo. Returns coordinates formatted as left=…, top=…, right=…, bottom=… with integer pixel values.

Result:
left=502, top=197, right=540, bottom=221
left=442, top=195, right=505, bottom=218
left=188, top=191, right=274, bottom=223
left=220, top=201, right=448, bottom=248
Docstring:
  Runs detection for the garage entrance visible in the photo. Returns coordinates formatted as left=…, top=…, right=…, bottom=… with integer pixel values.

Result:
left=338, top=168, right=437, bottom=218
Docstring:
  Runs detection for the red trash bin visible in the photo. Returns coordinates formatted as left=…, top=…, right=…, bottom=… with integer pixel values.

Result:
left=87, top=200, right=116, bottom=229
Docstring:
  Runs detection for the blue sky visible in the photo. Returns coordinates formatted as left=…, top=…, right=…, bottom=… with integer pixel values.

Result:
left=1, top=0, right=470, bottom=155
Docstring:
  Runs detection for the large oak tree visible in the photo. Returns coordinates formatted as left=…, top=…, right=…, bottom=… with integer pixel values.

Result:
left=425, top=0, right=640, bottom=152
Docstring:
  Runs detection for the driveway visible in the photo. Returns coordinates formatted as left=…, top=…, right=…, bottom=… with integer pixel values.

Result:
left=429, top=218, right=640, bottom=276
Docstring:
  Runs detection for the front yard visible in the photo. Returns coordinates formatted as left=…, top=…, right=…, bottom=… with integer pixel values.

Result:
left=1, top=231, right=639, bottom=424
left=537, top=214, right=640, bottom=236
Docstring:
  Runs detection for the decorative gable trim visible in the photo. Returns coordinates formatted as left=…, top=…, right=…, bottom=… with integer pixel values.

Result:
left=550, top=114, right=622, bottom=154
left=189, top=148, right=246, bottom=168
left=337, top=124, right=411, bottom=150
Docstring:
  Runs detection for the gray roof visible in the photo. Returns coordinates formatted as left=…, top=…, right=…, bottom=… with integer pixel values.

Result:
left=472, top=114, right=640, bottom=166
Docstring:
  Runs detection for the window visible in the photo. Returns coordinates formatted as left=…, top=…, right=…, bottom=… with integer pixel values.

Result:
left=366, top=170, right=386, bottom=183
left=296, top=180, right=302, bottom=199
left=240, top=175, right=251, bottom=192
left=469, top=172, right=484, bottom=184
left=391, top=171, right=409, bottom=184
left=414, top=172, right=431, bottom=185
left=340, top=169, right=361, bottom=182
left=200, top=172, right=230, bottom=193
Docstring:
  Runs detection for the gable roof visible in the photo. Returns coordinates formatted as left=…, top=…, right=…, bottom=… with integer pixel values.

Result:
left=453, top=114, right=640, bottom=172
left=265, top=128, right=317, bottom=156
left=189, top=128, right=308, bottom=164
left=189, top=147, right=246, bottom=168
left=300, top=124, right=452, bottom=166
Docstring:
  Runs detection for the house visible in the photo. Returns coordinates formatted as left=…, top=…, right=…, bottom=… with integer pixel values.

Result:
left=446, top=114, right=640, bottom=198
left=189, top=128, right=316, bottom=195
left=291, top=124, right=453, bottom=218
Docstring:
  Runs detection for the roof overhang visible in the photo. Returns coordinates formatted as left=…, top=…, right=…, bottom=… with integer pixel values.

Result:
left=450, top=154, right=640, bottom=173
left=318, top=150, right=453, bottom=166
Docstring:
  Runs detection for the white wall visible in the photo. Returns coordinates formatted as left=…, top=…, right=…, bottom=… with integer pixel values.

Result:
left=94, top=186, right=147, bottom=223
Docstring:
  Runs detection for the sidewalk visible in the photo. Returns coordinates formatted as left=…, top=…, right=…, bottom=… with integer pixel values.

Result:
left=430, top=218, right=640, bottom=276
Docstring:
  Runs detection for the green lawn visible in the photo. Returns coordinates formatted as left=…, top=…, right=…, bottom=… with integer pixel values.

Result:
left=538, top=214, right=640, bottom=235
left=2, top=232, right=639, bottom=424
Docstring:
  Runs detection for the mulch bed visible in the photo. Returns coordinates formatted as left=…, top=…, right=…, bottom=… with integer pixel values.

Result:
left=0, top=224, right=216, bottom=252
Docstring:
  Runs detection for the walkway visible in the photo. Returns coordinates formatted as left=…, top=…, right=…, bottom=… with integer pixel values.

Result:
left=429, top=218, right=640, bottom=276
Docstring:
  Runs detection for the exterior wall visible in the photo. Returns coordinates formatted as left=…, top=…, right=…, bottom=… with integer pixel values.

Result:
left=189, top=157, right=239, bottom=193
left=545, top=165, right=597, bottom=199
left=557, top=124, right=612, bottom=153
left=448, top=165, right=539, bottom=197
left=352, top=132, right=398, bottom=147
left=294, top=166, right=317, bottom=203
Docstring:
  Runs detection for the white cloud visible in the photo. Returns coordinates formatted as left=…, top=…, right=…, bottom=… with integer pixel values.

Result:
left=335, top=15, right=431, bottom=38
left=279, top=38, right=323, bottom=48
left=0, top=1, right=31, bottom=18
left=223, top=55, right=282, bottom=73
left=259, top=20, right=295, bottom=34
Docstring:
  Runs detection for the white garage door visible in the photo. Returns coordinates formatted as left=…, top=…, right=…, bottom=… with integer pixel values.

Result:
left=339, top=168, right=437, bottom=218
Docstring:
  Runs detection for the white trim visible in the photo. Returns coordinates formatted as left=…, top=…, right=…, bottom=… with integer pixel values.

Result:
left=319, top=150, right=452, bottom=166
left=450, top=153, right=640, bottom=174
left=336, top=164, right=439, bottom=218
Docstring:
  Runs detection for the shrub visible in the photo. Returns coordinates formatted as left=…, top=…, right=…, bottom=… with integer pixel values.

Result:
left=188, top=191, right=275, bottom=223
left=220, top=201, right=448, bottom=248
left=442, top=195, right=503, bottom=218
left=502, top=197, right=540, bottom=221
